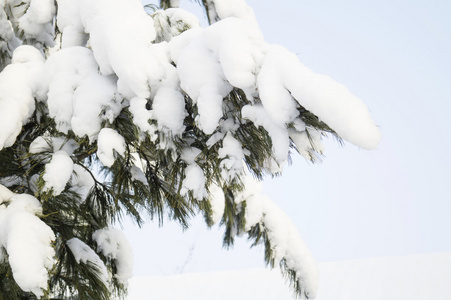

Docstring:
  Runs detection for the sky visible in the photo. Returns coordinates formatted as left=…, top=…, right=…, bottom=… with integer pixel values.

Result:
left=126, top=0, right=451, bottom=277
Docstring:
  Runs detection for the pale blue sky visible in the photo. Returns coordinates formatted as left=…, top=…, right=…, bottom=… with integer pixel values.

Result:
left=127, top=0, right=451, bottom=276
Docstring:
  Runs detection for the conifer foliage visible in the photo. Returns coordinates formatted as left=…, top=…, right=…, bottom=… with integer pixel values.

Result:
left=0, top=0, right=380, bottom=299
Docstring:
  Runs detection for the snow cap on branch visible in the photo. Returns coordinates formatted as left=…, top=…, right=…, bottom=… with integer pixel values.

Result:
left=97, top=128, right=126, bottom=167
left=0, top=186, right=56, bottom=298
left=67, top=237, right=110, bottom=285
left=0, top=46, right=44, bottom=150
left=235, top=176, right=319, bottom=298
left=93, top=227, right=134, bottom=286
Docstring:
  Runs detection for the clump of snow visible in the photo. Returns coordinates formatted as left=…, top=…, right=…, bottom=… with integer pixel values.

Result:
left=176, top=36, right=232, bottom=134
left=260, top=45, right=381, bottom=150
left=97, top=128, right=126, bottom=167
left=203, top=17, right=264, bottom=99
left=42, top=150, right=74, bottom=195
left=11, top=0, right=56, bottom=47
left=92, top=227, right=134, bottom=285
left=42, top=46, right=120, bottom=139
left=218, top=133, right=245, bottom=181
left=129, top=97, right=158, bottom=141
left=66, top=237, right=109, bottom=285
left=173, top=17, right=266, bottom=134
left=0, top=46, right=44, bottom=150
left=56, top=0, right=87, bottom=47
left=0, top=186, right=56, bottom=298
left=180, top=148, right=207, bottom=200
left=152, top=87, right=186, bottom=135
left=78, top=0, right=164, bottom=99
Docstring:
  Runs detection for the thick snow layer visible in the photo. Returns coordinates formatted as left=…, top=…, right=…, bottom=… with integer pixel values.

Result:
left=0, top=46, right=44, bottom=150
left=0, top=187, right=55, bottom=298
left=259, top=45, right=381, bottom=150
left=56, top=0, right=87, bottom=47
left=42, top=46, right=120, bottom=139
left=93, top=228, right=134, bottom=285
left=176, top=36, right=232, bottom=134
left=127, top=252, right=451, bottom=300
left=79, top=0, right=162, bottom=99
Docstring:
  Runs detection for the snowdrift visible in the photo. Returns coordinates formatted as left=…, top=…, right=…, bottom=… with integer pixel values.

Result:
left=127, top=252, right=451, bottom=299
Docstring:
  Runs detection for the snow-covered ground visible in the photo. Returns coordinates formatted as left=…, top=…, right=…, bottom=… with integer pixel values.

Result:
left=127, top=252, right=451, bottom=299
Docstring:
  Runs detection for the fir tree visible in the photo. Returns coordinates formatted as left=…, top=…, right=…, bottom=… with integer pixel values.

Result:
left=0, top=0, right=380, bottom=299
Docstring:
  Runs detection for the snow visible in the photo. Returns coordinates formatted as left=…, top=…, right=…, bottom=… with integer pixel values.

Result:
left=42, top=46, right=120, bottom=139
left=176, top=36, right=232, bottom=134
left=259, top=45, right=381, bottom=150
left=152, top=8, right=200, bottom=43
left=180, top=148, right=207, bottom=200
left=42, top=150, right=74, bottom=195
left=56, top=0, right=87, bottom=47
left=130, top=166, right=148, bottom=186
left=127, top=252, right=451, bottom=300
left=129, top=97, right=158, bottom=141
left=0, top=46, right=44, bottom=150
left=0, top=6, right=18, bottom=58
left=288, top=122, right=324, bottom=162
left=92, top=227, right=134, bottom=285
left=29, top=136, right=77, bottom=155
left=0, top=187, right=55, bottom=298
left=242, top=103, right=289, bottom=167
left=203, top=18, right=264, bottom=98
left=234, top=175, right=318, bottom=298
left=12, top=0, right=55, bottom=47
left=218, top=132, right=245, bottom=181
left=152, top=86, right=186, bottom=135
left=212, top=0, right=258, bottom=25
left=79, top=0, right=163, bottom=99
left=69, top=164, right=95, bottom=203
left=97, top=128, right=126, bottom=167
left=66, top=237, right=109, bottom=285
left=208, top=183, right=225, bottom=224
